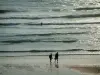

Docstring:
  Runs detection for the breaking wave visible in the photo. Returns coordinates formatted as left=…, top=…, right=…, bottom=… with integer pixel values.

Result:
left=0, top=49, right=100, bottom=57
left=0, top=23, right=20, bottom=26
left=0, top=22, right=100, bottom=26
left=74, top=7, right=100, bottom=10
left=0, top=38, right=78, bottom=44
left=1, top=13, right=100, bottom=20
left=26, top=22, right=100, bottom=25
left=0, top=9, right=26, bottom=14
left=0, top=49, right=99, bottom=53
left=0, top=49, right=83, bottom=53
left=0, top=32, right=88, bottom=37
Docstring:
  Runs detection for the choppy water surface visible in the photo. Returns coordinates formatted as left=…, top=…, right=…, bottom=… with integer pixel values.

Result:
left=0, top=0, right=100, bottom=56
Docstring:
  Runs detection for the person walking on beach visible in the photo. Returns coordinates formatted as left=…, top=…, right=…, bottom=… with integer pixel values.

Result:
left=55, top=52, right=59, bottom=63
left=49, top=53, right=53, bottom=63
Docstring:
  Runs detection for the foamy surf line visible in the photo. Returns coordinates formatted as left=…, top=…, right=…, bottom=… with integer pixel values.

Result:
left=0, top=9, right=27, bottom=13
left=0, top=48, right=100, bottom=53
left=0, top=54, right=100, bottom=57
left=0, top=49, right=83, bottom=53
left=0, top=49, right=100, bottom=57
left=1, top=22, right=100, bottom=26
left=1, top=13, right=100, bottom=20
left=0, top=39, right=78, bottom=44
left=0, top=32, right=88, bottom=37
left=74, top=7, right=100, bottom=10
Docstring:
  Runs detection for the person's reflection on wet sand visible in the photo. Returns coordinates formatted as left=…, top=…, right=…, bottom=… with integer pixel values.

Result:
left=55, top=61, right=59, bottom=75
left=49, top=61, right=53, bottom=72
left=55, top=62, right=59, bottom=68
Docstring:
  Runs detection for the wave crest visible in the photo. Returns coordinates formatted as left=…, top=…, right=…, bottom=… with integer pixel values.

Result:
left=0, top=32, right=88, bottom=37
left=1, top=38, right=78, bottom=44
left=74, top=7, right=100, bottom=10
left=1, top=13, right=100, bottom=20
left=0, top=49, right=83, bottom=53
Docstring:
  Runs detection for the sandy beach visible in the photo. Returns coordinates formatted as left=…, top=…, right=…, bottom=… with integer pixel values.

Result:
left=0, top=55, right=100, bottom=75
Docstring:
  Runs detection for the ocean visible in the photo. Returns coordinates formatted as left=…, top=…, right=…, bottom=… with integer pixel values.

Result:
left=0, top=0, right=100, bottom=57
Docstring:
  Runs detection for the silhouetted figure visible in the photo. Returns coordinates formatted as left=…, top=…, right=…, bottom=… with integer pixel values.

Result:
left=55, top=52, right=59, bottom=63
left=49, top=53, right=53, bottom=63
left=41, top=22, right=43, bottom=25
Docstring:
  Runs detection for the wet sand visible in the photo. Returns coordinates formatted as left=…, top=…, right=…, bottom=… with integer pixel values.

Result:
left=69, top=65, right=100, bottom=75
left=0, top=55, right=100, bottom=75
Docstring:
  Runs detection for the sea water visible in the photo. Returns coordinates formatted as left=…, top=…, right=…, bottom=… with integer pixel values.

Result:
left=0, top=0, right=100, bottom=56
